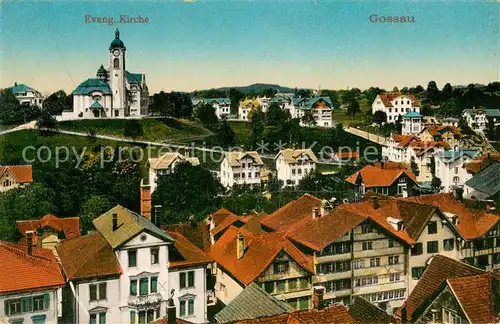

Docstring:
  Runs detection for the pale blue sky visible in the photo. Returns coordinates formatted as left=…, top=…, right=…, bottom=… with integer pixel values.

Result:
left=1, top=1, right=498, bottom=94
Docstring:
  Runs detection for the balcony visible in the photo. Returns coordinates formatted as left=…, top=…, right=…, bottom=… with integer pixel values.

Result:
left=128, top=293, right=162, bottom=308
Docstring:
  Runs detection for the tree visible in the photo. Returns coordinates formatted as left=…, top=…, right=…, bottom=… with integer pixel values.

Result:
left=152, top=163, right=223, bottom=224
left=426, top=81, right=441, bottom=105
left=347, top=99, right=360, bottom=117
left=43, top=90, right=72, bottom=116
left=229, top=88, right=244, bottom=115
left=372, top=111, right=387, bottom=125
left=79, top=195, right=114, bottom=234
left=217, top=118, right=236, bottom=148
left=410, top=157, right=420, bottom=177
left=195, top=103, right=218, bottom=128
left=266, top=102, right=288, bottom=126
left=431, top=177, right=442, bottom=193
left=395, top=115, right=403, bottom=133
left=421, top=104, right=433, bottom=116
left=0, top=89, right=23, bottom=124
left=441, top=83, right=452, bottom=101
left=36, top=108, right=57, bottom=130
left=301, top=111, right=317, bottom=127
left=362, top=87, right=385, bottom=105
left=249, top=110, right=265, bottom=149
left=149, top=91, right=193, bottom=119
left=124, top=119, right=144, bottom=138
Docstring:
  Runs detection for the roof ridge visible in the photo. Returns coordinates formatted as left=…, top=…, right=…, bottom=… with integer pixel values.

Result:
left=0, top=242, right=57, bottom=274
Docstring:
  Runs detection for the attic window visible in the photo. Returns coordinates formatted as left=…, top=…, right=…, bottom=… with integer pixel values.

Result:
left=387, top=217, right=404, bottom=231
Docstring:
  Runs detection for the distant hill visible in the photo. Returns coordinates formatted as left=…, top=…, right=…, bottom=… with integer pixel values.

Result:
left=194, top=83, right=309, bottom=95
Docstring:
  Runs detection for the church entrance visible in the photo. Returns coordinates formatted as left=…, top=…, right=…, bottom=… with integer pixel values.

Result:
left=92, top=109, right=101, bottom=118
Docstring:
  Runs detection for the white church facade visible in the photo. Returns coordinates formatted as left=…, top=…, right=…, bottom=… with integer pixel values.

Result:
left=60, top=29, right=149, bottom=120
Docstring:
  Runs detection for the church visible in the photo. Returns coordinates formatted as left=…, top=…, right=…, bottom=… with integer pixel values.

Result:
left=60, top=29, right=149, bottom=120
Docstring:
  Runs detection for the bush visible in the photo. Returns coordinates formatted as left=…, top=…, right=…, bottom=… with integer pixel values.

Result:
left=124, top=119, right=144, bottom=138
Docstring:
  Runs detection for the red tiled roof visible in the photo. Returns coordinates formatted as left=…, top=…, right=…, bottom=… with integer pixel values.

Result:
left=372, top=161, right=409, bottom=170
left=465, top=154, right=500, bottom=174
left=259, top=194, right=322, bottom=231
left=166, top=231, right=213, bottom=269
left=403, top=193, right=500, bottom=240
left=57, top=232, right=122, bottom=281
left=378, top=93, right=420, bottom=107
left=349, top=296, right=395, bottom=324
left=392, top=134, right=419, bottom=147
left=210, top=226, right=314, bottom=285
left=335, top=151, right=359, bottom=159
left=345, top=165, right=417, bottom=188
left=211, top=208, right=240, bottom=228
left=398, top=255, right=484, bottom=322
left=0, top=165, right=33, bottom=183
left=163, top=222, right=211, bottom=252
left=234, top=304, right=355, bottom=324
left=0, top=241, right=65, bottom=293
left=211, top=211, right=248, bottom=237
left=447, top=272, right=500, bottom=323
left=16, top=214, right=80, bottom=246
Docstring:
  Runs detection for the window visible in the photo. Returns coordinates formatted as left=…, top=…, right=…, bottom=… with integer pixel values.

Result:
left=292, top=169, right=296, bottom=175
left=128, top=250, right=137, bottom=267
left=254, top=172, right=259, bottom=178
left=299, top=297, right=309, bottom=310
left=390, top=273, right=401, bottom=282
left=4, top=294, right=50, bottom=316
left=264, top=282, right=274, bottom=294
left=493, top=253, right=500, bottom=264
left=188, top=271, right=195, bottom=287
left=353, top=259, right=365, bottom=269
left=361, top=223, right=373, bottom=234
left=444, top=239, right=454, bottom=251
left=388, top=256, right=399, bottom=265
left=150, top=277, right=158, bottom=293
left=300, top=277, right=308, bottom=289
left=139, top=278, right=149, bottom=296
left=288, top=278, right=297, bottom=290
left=443, top=309, right=462, bottom=324
left=362, top=241, right=373, bottom=250
left=411, top=243, right=423, bottom=256
left=369, top=258, right=380, bottom=267
left=428, top=221, right=438, bottom=234
left=454, top=167, right=459, bottom=174
left=90, top=312, right=106, bottom=324
left=478, top=255, right=489, bottom=268
left=180, top=271, right=195, bottom=289
left=31, top=315, right=47, bottom=324
left=411, top=267, right=425, bottom=279
left=180, top=299, right=195, bottom=317
left=274, top=261, right=289, bottom=274
left=427, top=241, right=439, bottom=253
left=113, top=58, right=119, bottom=68
left=89, top=282, right=107, bottom=301
left=388, top=239, right=398, bottom=248
left=130, top=280, right=138, bottom=295
left=151, top=248, right=159, bottom=264
left=277, top=280, right=285, bottom=292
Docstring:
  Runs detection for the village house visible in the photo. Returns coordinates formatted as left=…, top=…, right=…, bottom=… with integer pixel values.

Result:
left=8, top=82, right=44, bottom=107
left=275, top=148, right=317, bottom=187
left=418, top=125, right=462, bottom=148
left=204, top=98, right=231, bottom=119
left=433, top=149, right=479, bottom=193
left=396, top=255, right=499, bottom=324
left=148, top=152, right=200, bottom=194
left=237, top=98, right=259, bottom=121
left=438, top=116, right=460, bottom=127
left=219, top=151, right=264, bottom=189
left=464, top=161, right=500, bottom=200
left=345, top=163, right=418, bottom=199
left=401, top=112, right=423, bottom=135
left=0, top=236, right=65, bottom=324
left=56, top=205, right=212, bottom=324
left=295, top=96, right=333, bottom=127
left=462, top=107, right=500, bottom=134
left=0, top=165, right=33, bottom=192
left=372, top=93, right=420, bottom=123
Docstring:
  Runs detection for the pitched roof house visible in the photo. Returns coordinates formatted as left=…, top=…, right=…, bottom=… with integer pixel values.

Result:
left=464, top=161, right=500, bottom=200
left=275, top=149, right=318, bottom=187
left=220, top=151, right=264, bottom=189
left=0, top=165, right=33, bottom=192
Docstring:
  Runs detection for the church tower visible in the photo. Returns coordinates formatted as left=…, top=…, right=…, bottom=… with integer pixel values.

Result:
left=108, top=29, right=127, bottom=117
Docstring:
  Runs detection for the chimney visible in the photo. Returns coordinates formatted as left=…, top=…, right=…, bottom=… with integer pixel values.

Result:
left=26, top=231, right=34, bottom=255
left=167, top=297, right=176, bottom=324
left=453, top=187, right=464, bottom=201
left=112, top=213, right=118, bottom=231
left=312, top=207, right=320, bottom=219
left=313, top=286, right=325, bottom=310
left=237, top=232, right=245, bottom=259
left=370, top=195, right=380, bottom=209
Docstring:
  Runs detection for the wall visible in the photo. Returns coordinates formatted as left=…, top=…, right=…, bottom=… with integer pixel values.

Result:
left=415, top=287, right=467, bottom=324
left=214, top=267, right=244, bottom=306
left=0, top=289, right=59, bottom=324
left=74, top=278, right=121, bottom=324
left=168, top=267, right=208, bottom=323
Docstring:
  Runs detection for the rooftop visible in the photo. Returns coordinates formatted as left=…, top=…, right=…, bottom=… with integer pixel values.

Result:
left=345, top=164, right=418, bottom=188
left=225, top=151, right=264, bottom=168
left=16, top=214, right=80, bottom=246
left=377, top=93, right=420, bottom=107
left=0, top=165, right=33, bottom=183
left=275, top=148, right=318, bottom=164
left=464, top=161, right=500, bottom=196
left=166, top=231, right=213, bottom=269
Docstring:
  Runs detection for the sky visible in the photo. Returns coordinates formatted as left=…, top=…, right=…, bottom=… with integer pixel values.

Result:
left=0, top=1, right=498, bottom=95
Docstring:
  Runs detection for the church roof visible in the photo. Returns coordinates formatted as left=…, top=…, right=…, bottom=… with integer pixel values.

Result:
left=109, top=29, right=125, bottom=50
left=90, top=101, right=104, bottom=110
left=126, top=71, right=143, bottom=84
left=73, top=78, right=112, bottom=95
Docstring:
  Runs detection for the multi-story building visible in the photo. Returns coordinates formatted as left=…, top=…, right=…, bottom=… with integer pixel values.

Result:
left=296, top=97, right=333, bottom=128
left=433, top=149, right=479, bottom=193
left=148, top=152, right=200, bottom=193
left=205, top=98, right=231, bottom=119
left=418, top=125, right=462, bottom=148
left=372, top=93, right=420, bottom=123
left=8, top=82, right=44, bottom=107
left=462, top=108, right=500, bottom=133
left=238, top=98, right=259, bottom=121
left=402, top=112, right=423, bottom=135
left=57, top=205, right=212, bottom=324
left=219, top=151, right=264, bottom=189
left=0, top=236, right=65, bottom=324
left=275, top=149, right=317, bottom=187
left=0, top=165, right=32, bottom=193
left=438, top=116, right=459, bottom=127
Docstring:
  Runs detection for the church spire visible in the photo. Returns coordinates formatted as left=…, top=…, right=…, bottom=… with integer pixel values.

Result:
left=115, top=28, right=120, bottom=39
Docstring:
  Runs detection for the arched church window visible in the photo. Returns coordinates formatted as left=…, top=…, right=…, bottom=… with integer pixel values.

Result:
left=114, top=58, right=119, bottom=69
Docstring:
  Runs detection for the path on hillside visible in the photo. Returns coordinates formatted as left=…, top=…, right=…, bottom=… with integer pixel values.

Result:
left=345, top=127, right=387, bottom=144
left=0, top=121, right=36, bottom=135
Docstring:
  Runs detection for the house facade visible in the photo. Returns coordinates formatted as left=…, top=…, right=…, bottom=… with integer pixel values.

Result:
left=0, top=165, right=33, bottom=193
left=205, top=98, right=231, bottom=119
left=433, top=149, right=478, bottom=193
left=372, top=93, right=420, bottom=123
left=462, top=108, right=500, bottom=133
left=237, top=99, right=259, bottom=121
left=148, top=153, right=200, bottom=194
left=0, top=238, right=65, bottom=324
left=402, top=112, right=423, bottom=135
left=8, top=83, right=43, bottom=107
left=275, top=149, right=317, bottom=187
left=219, top=151, right=264, bottom=188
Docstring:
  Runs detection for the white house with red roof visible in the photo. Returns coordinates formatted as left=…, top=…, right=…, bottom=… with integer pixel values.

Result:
left=0, top=165, right=32, bottom=192
left=372, top=93, right=420, bottom=123
left=0, top=237, right=65, bottom=324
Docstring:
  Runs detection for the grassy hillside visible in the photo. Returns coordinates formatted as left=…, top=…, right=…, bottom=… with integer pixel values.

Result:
left=58, top=118, right=212, bottom=142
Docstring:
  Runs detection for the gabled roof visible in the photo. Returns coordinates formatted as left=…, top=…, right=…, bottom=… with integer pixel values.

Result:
left=275, top=148, right=318, bottom=164
left=210, top=226, right=314, bottom=286
left=16, top=214, right=80, bottom=245
left=435, top=149, right=479, bottom=163
left=345, top=165, right=417, bottom=188
left=126, top=71, right=144, bottom=84
left=214, top=282, right=292, bottom=323
left=259, top=194, right=322, bottom=231
left=465, top=153, right=500, bottom=174
left=0, top=165, right=33, bottom=183
left=89, top=101, right=104, bottom=109
left=205, top=98, right=231, bottom=105
left=297, top=96, right=333, bottom=110
left=224, top=151, right=264, bottom=168
left=0, top=241, right=65, bottom=293
left=463, top=108, right=500, bottom=117
left=163, top=221, right=211, bottom=252
left=377, top=93, right=420, bottom=107
left=403, top=193, right=500, bottom=240
left=166, top=231, right=213, bottom=269
left=464, top=161, right=500, bottom=196
left=210, top=207, right=241, bottom=228
left=57, top=232, right=122, bottom=281
left=447, top=272, right=500, bottom=323
left=73, top=78, right=112, bottom=95
left=398, top=255, right=484, bottom=322
left=149, top=152, right=200, bottom=170
left=93, top=205, right=174, bottom=249
left=211, top=211, right=247, bottom=237
left=349, top=296, right=395, bottom=324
